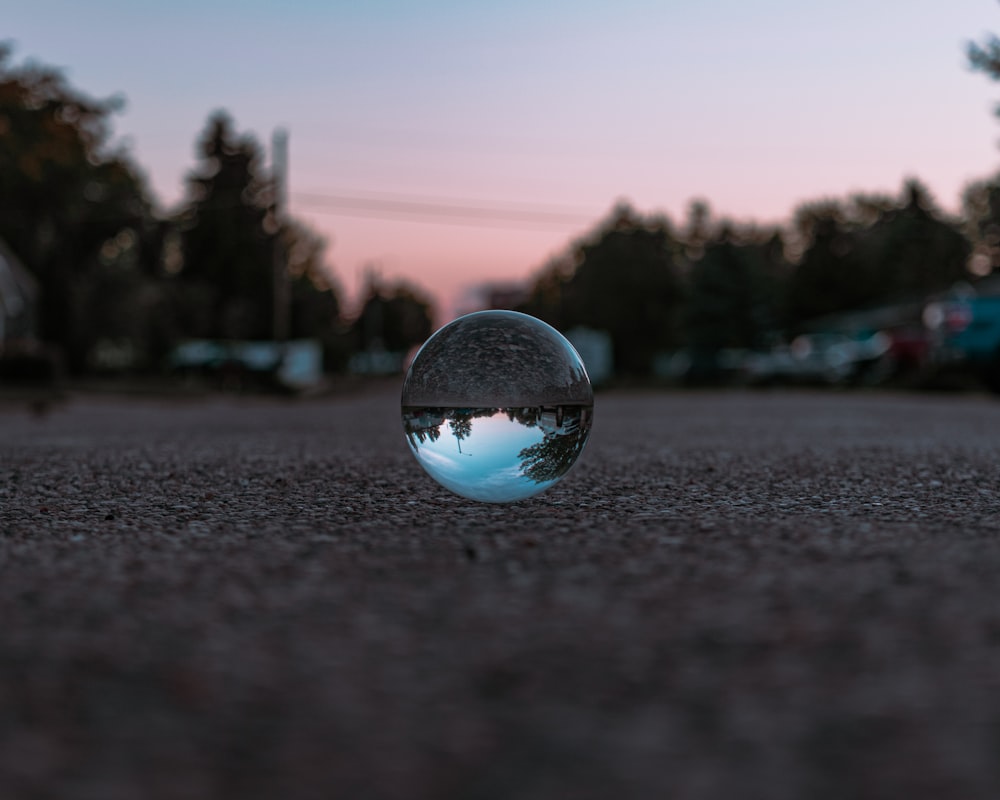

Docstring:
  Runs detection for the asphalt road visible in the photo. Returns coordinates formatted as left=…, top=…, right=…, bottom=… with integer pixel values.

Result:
left=3, top=386, right=1000, bottom=799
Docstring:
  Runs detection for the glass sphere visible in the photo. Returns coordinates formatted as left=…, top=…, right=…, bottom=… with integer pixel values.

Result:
left=402, top=310, right=594, bottom=503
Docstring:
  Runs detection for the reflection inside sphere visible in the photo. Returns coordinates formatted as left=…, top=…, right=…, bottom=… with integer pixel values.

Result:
left=402, top=405, right=593, bottom=503
left=401, top=310, right=594, bottom=502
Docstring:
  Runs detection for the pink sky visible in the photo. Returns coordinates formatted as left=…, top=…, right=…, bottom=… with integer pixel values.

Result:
left=8, top=0, right=1000, bottom=324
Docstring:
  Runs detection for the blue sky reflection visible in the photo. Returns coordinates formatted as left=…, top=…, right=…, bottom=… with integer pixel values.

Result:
left=404, top=406, right=593, bottom=502
left=408, top=410, right=553, bottom=502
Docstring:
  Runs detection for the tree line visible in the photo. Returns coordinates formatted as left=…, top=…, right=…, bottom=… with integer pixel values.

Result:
left=0, top=45, right=432, bottom=376
left=513, top=27, right=1000, bottom=378
left=516, top=182, right=980, bottom=376
left=3, top=43, right=1000, bottom=380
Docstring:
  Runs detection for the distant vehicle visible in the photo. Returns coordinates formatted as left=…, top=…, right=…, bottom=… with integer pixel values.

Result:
left=169, top=339, right=323, bottom=392
left=923, top=288, right=1000, bottom=392
left=881, top=324, right=932, bottom=377
left=652, top=347, right=750, bottom=385
left=744, top=331, right=891, bottom=386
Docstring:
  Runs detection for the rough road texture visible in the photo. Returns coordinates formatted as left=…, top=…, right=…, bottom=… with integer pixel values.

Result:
left=402, top=311, right=592, bottom=407
left=3, top=386, right=1000, bottom=799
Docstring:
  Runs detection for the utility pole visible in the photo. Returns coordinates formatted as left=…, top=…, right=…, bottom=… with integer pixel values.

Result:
left=272, top=128, right=290, bottom=342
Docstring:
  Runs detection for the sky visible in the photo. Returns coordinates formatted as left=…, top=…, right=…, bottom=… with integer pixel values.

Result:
left=7, top=0, right=1000, bottom=323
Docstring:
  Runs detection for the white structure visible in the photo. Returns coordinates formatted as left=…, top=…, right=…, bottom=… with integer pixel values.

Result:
left=566, top=326, right=614, bottom=385
left=0, top=240, right=38, bottom=345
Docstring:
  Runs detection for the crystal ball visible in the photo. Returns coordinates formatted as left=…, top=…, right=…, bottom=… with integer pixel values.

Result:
left=402, top=310, right=594, bottom=503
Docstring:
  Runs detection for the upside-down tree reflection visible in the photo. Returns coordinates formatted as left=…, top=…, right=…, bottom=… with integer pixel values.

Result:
left=517, top=407, right=591, bottom=484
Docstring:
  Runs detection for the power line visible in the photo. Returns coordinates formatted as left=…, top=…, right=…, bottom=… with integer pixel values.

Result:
left=290, top=189, right=599, bottom=230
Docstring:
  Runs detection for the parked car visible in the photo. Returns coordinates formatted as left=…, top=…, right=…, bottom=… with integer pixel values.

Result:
left=923, top=289, right=1000, bottom=392
left=744, top=331, right=891, bottom=386
left=881, top=323, right=932, bottom=377
left=169, top=339, right=324, bottom=392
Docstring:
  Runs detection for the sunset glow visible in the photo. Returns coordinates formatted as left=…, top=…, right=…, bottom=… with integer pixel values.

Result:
left=8, top=0, right=1000, bottom=323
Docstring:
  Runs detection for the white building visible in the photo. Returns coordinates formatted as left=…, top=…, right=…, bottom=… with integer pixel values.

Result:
left=0, top=240, right=38, bottom=345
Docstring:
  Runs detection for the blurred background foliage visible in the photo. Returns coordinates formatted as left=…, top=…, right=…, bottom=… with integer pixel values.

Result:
left=519, top=185, right=974, bottom=378
left=4, top=41, right=1000, bottom=384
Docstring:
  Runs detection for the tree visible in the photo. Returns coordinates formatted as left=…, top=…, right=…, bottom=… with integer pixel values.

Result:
left=520, top=202, right=685, bottom=376
left=0, top=45, right=157, bottom=370
left=785, top=201, right=864, bottom=325
left=350, top=275, right=434, bottom=354
left=965, top=22, right=1000, bottom=275
left=165, top=114, right=345, bottom=368
left=685, top=221, right=786, bottom=353
left=172, top=111, right=276, bottom=340
left=784, top=183, right=969, bottom=327
left=281, top=219, right=342, bottom=340
left=859, top=180, right=969, bottom=298
left=961, top=173, right=1000, bottom=276
left=969, top=30, right=1000, bottom=93
left=448, top=412, right=474, bottom=446
left=518, top=426, right=589, bottom=484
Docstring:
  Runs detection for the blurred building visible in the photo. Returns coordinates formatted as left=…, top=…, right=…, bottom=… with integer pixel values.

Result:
left=565, top=326, right=614, bottom=385
left=0, top=239, right=38, bottom=345
left=485, top=283, right=530, bottom=310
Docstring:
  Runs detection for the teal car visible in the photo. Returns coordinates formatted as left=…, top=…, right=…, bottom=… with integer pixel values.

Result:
left=924, top=292, right=1000, bottom=392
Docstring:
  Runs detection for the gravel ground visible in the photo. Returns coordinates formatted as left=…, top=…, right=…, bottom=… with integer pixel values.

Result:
left=3, top=386, right=1000, bottom=799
